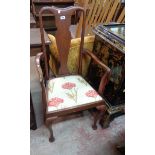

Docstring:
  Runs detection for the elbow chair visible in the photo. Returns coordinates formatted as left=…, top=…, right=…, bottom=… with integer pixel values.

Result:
left=35, top=6, right=111, bottom=142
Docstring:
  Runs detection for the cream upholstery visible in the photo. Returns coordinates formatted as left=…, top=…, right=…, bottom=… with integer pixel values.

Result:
left=47, top=75, right=103, bottom=112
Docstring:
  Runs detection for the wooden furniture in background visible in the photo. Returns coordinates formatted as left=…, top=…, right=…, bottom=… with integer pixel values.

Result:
left=36, top=6, right=111, bottom=142
left=113, top=0, right=125, bottom=23
left=72, top=0, right=125, bottom=38
left=31, top=0, right=75, bottom=32
left=30, top=28, right=51, bottom=56
left=30, top=13, right=36, bottom=28
left=88, top=23, right=125, bottom=128
left=117, top=6, right=125, bottom=23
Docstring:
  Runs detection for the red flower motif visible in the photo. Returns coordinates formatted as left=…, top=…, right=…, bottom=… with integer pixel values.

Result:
left=48, top=97, right=64, bottom=107
left=62, top=82, right=76, bottom=89
left=85, top=90, right=98, bottom=98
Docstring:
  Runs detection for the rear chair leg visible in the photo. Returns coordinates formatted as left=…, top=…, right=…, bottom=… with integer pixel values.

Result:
left=92, top=111, right=102, bottom=130
left=47, top=123, right=55, bottom=142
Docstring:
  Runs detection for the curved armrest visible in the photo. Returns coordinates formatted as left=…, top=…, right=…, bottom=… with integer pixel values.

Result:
left=35, top=52, right=44, bottom=82
left=82, top=49, right=111, bottom=95
left=35, top=52, right=48, bottom=113
left=35, top=52, right=56, bottom=83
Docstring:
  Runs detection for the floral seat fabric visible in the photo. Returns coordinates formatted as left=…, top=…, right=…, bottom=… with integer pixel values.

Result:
left=47, top=75, right=103, bottom=112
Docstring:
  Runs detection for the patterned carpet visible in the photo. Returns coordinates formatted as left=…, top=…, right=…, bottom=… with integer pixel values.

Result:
left=31, top=112, right=125, bottom=155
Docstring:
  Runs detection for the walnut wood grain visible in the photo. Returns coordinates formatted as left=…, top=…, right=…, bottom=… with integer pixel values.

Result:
left=39, top=6, right=85, bottom=78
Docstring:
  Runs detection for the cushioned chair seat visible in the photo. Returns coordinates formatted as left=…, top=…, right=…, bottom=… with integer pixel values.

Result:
left=47, top=75, right=103, bottom=112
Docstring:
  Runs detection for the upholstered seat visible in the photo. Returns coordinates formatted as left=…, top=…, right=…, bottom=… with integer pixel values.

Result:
left=47, top=75, right=103, bottom=112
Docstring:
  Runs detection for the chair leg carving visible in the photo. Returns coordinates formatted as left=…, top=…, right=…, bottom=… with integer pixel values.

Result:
left=47, top=123, right=55, bottom=142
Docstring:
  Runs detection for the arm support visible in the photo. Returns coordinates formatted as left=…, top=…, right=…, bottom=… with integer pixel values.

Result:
left=36, top=52, right=56, bottom=81
left=35, top=52, right=48, bottom=115
left=82, top=49, right=111, bottom=95
left=35, top=52, right=44, bottom=83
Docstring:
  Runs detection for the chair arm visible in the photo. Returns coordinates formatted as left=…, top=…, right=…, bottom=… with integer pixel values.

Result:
left=35, top=52, right=44, bottom=82
left=35, top=52, right=48, bottom=114
left=82, top=49, right=111, bottom=95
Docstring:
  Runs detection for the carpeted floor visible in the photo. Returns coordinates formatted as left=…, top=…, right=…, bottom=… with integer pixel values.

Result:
left=30, top=112, right=125, bottom=155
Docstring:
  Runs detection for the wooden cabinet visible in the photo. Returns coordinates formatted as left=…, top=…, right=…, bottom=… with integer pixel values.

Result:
left=31, top=0, right=75, bottom=31
left=30, top=28, right=51, bottom=56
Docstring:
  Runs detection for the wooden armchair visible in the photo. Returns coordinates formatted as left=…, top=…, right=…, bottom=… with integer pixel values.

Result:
left=35, top=6, right=111, bottom=142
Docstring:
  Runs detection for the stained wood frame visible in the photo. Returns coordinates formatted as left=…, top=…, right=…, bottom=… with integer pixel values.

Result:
left=36, top=6, right=111, bottom=142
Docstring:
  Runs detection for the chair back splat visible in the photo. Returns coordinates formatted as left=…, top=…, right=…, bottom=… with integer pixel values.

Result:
left=39, top=6, right=85, bottom=78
